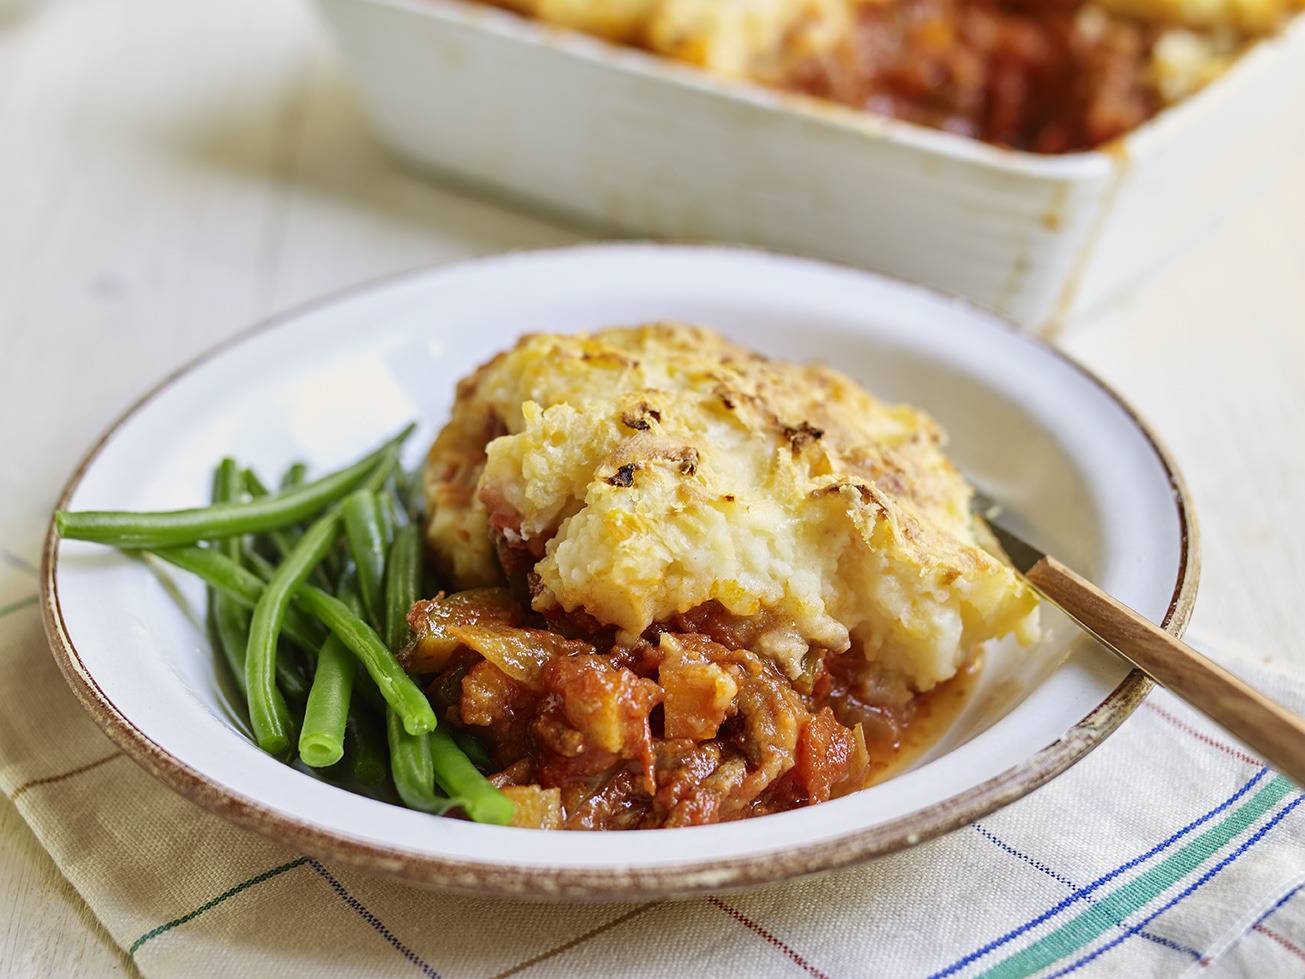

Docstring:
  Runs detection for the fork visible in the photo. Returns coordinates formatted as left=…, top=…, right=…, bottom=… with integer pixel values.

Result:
left=974, top=489, right=1305, bottom=787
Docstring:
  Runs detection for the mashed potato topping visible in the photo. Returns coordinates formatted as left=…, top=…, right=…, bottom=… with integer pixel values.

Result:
left=494, top=0, right=850, bottom=78
left=425, top=324, right=1038, bottom=696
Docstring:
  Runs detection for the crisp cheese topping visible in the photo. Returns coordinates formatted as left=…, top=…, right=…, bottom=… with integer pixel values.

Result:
left=425, top=324, right=1038, bottom=694
left=494, top=0, right=851, bottom=78
left=482, top=0, right=1301, bottom=151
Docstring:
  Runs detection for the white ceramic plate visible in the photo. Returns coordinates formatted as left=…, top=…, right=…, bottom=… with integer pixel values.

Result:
left=42, top=244, right=1197, bottom=900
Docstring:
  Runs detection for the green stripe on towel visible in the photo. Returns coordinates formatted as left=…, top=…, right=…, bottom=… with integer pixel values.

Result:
left=0, top=595, right=37, bottom=619
left=129, top=857, right=310, bottom=957
left=980, top=774, right=1295, bottom=979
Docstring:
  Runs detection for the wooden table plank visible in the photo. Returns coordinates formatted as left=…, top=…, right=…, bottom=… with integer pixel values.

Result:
left=0, top=796, right=135, bottom=977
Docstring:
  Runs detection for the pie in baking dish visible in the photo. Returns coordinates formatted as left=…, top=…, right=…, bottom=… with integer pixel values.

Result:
left=481, top=0, right=1303, bottom=152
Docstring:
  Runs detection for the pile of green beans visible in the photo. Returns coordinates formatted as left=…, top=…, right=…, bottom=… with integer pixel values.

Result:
left=55, top=425, right=514, bottom=826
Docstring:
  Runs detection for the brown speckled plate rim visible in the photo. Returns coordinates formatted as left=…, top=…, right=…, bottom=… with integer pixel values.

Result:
left=40, top=244, right=1198, bottom=902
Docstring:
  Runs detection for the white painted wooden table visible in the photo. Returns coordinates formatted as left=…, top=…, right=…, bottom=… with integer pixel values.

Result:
left=1, top=0, right=1301, bottom=973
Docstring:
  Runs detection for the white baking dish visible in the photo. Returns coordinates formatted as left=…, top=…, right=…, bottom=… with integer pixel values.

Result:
left=315, top=0, right=1305, bottom=331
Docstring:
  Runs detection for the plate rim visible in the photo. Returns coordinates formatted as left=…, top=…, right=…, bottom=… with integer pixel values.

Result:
left=39, top=243, right=1199, bottom=900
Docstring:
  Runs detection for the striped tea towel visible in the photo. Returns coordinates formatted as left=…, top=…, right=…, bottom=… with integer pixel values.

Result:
left=1, top=554, right=1303, bottom=978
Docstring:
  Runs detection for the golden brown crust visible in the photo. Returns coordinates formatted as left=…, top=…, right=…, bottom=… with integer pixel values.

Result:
left=425, top=324, right=1038, bottom=693
left=481, top=0, right=1302, bottom=152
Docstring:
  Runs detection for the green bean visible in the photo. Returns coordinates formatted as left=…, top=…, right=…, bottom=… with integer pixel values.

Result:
left=293, top=586, right=436, bottom=736
left=385, top=706, right=446, bottom=812
left=378, top=522, right=432, bottom=807
left=205, top=466, right=225, bottom=663
left=377, top=491, right=398, bottom=544
left=55, top=424, right=414, bottom=548
left=207, top=582, right=306, bottom=704
left=384, top=524, right=421, bottom=653
left=229, top=567, right=313, bottom=698
left=242, top=469, right=300, bottom=554
left=278, top=657, right=311, bottom=703
left=244, top=468, right=334, bottom=590
left=344, top=707, right=388, bottom=789
left=242, top=544, right=276, bottom=581
left=376, top=518, right=441, bottom=808
left=281, top=461, right=349, bottom=582
left=245, top=449, right=398, bottom=591
left=207, top=518, right=312, bottom=702
left=298, top=634, right=354, bottom=768
left=280, top=462, right=308, bottom=490
left=337, top=563, right=360, bottom=603
left=451, top=730, right=493, bottom=772
left=395, top=467, right=423, bottom=523
left=296, top=457, right=352, bottom=579
left=342, top=491, right=386, bottom=628
left=245, top=511, right=341, bottom=754
left=152, top=546, right=319, bottom=649
left=381, top=526, right=511, bottom=824
left=242, top=563, right=326, bottom=693
left=205, top=601, right=226, bottom=680
left=149, top=541, right=433, bottom=736
left=337, top=572, right=387, bottom=715
left=242, top=468, right=270, bottom=496
left=212, top=459, right=244, bottom=559
left=209, top=460, right=249, bottom=693
left=336, top=579, right=432, bottom=806
left=212, top=599, right=251, bottom=696
left=358, top=446, right=401, bottom=496
left=429, top=728, right=514, bottom=825
left=208, top=465, right=226, bottom=516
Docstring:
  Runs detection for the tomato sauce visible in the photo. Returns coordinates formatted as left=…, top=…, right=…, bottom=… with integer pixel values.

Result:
left=406, top=592, right=983, bottom=829
left=781, top=1, right=1161, bottom=152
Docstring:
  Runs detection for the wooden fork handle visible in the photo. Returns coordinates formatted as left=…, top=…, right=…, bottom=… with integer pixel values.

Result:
left=1025, top=556, right=1305, bottom=787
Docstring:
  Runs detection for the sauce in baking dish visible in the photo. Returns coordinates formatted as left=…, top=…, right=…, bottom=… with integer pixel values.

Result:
left=782, top=1, right=1161, bottom=153
left=477, top=0, right=1300, bottom=153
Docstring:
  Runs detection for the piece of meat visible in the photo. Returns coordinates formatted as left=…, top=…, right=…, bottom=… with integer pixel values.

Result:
left=459, top=660, right=539, bottom=763
left=649, top=739, right=723, bottom=825
left=658, top=633, right=739, bottom=740
left=832, top=721, right=873, bottom=799
left=606, top=638, right=664, bottom=679
left=663, top=757, right=749, bottom=827
left=794, top=707, right=856, bottom=805
left=543, top=655, right=662, bottom=755
left=488, top=758, right=535, bottom=787
left=719, top=655, right=808, bottom=817
left=657, top=601, right=778, bottom=651
left=566, top=770, right=649, bottom=830
left=813, top=648, right=917, bottom=751
left=528, top=655, right=666, bottom=817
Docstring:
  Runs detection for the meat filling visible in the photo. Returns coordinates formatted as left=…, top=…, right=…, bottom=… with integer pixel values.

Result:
left=404, top=590, right=964, bottom=829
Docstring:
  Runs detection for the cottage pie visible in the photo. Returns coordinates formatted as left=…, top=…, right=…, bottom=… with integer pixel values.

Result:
left=479, top=0, right=1302, bottom=151
left=413, top=325, right=1038, bottom=829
